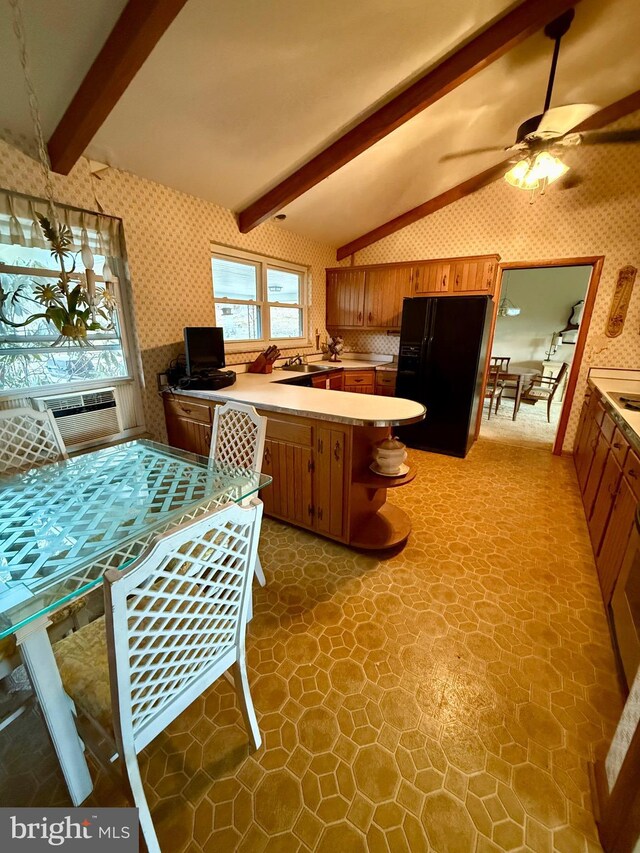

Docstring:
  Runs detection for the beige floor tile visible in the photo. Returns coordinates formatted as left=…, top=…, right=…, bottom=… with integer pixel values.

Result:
left=0, top=439, right=619, bottom=851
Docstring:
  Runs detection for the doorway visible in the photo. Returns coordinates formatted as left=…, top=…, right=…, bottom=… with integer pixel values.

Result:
left=480, top=257, right=603, bottom=454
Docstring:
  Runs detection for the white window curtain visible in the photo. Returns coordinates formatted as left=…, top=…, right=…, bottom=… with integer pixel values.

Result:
left=0, top=189, right=122, bottom=258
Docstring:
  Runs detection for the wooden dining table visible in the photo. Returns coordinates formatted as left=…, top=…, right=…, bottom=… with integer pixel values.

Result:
left=498, top=368, right=541, bottom=420
left=0, top=439, right=271, bottom=806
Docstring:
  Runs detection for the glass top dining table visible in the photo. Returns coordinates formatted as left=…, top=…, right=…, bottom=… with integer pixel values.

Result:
left=0, top=439, right=271, bottom=640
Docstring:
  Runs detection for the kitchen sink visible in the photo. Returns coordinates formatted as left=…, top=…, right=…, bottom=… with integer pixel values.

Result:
left=281, top=363, right=336, bottom=374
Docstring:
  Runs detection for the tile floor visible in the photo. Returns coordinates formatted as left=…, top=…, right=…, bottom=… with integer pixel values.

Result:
left=0, top=440, right=623, bottom=852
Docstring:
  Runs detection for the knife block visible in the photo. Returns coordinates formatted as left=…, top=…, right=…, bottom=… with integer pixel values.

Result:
left=247, top=354, right=273, bottom=374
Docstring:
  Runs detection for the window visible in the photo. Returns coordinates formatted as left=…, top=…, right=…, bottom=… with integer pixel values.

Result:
left=0, top=242, right=129, bottom=393
left=211, top=246, right=308, bottom=348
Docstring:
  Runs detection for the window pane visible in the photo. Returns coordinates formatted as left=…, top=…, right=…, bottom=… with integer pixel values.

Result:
left=270, top=306, right=302, bottom=339
left=0, top=265, right=127, bottom=391
left=267, top=268, right=300, bottom=304
left=212, top=257, right=258, bottom=301
left=216, top=303, right=261, bottom=341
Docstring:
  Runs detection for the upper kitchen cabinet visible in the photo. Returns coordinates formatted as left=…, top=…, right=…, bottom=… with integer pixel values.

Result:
left=326, top=254, right=500, bottom=329
left=364, top=266, right=413, bottom=328
left=326, top=269, right=366, bottom=327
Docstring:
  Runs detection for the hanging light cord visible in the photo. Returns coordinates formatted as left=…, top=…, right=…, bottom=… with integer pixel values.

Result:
left=9, top=0, right=57, bottom=212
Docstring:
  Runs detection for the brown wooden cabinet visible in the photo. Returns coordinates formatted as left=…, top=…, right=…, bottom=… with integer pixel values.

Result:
left=343, top=369, right=375, bottom=394
left=364, top=266, right=413, bottom=327
left=574, top=387, right=639, bottom=605
left=326, top=254, right=499, bottom=330
left=375, top=371, right=397, bottom=397
left=412, top=261, right=449, bottom=294
left=315, top=427, right=346, bottom=539
left=326, top=269, right=366, bottom=327
left=163, top=395, right=212, bottom=456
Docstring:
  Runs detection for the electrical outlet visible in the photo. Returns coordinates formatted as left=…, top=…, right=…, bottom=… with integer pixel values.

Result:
left=157, top=372, right=169, bottom=391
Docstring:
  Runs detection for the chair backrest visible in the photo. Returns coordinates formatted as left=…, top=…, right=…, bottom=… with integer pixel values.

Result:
left=490, top=356, right=511, bottom=372
left=0, top=407, right=68, bottom=475
left=209, top=401, right=266, bottom=473
left=548, top=362, right=569, bottom=401
left=104, top=499, right=263, bottom=755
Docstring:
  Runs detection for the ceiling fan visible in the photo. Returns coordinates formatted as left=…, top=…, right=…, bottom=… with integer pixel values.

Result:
left=442, top=9, right=640, bottom=195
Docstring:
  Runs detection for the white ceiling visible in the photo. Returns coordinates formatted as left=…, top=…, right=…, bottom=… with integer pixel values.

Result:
left=1, top=0, right=639, bottom=248
left=0, top=0, right=128, bottom=140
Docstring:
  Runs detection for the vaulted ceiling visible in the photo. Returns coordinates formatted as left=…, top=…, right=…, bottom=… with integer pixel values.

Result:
left=1, top=0, right=639, bottom=249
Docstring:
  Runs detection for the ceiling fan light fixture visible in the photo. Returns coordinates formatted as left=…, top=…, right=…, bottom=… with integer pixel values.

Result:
left=504, top=151, right=569, bottom=195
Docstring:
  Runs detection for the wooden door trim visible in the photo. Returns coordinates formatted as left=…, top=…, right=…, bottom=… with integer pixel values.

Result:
left=485, top=256, right=604, bottom=455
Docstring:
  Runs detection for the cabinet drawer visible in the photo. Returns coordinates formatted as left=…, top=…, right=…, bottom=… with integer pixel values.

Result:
left=165, top=396, right=212, bottom=424
left=344, top=370, right=375, bottom=386
left=610, top=428, right=629, bottom=467
left=375, top=371, right=397, bottom=386
left=624, top=450, right=640, bottom=499
left=266, top=418, right=313, bottom=446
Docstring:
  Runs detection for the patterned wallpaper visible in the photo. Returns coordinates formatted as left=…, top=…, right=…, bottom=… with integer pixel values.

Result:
left=348, top=111, right=640, bottom=452
left=0, top=139, right=335, bottom=439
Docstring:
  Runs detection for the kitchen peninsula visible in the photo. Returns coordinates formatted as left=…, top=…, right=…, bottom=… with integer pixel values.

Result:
left=163, top=363, right=425, bottom=550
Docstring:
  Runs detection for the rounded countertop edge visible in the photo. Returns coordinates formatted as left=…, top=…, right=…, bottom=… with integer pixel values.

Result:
left=163, top=387, right=425, bottom=428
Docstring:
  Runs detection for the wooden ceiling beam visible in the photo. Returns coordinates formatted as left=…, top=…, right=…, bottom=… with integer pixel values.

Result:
left=237, top=0, right=580, bottom=233
left=336, top=88, right=640, bottom=261
left=48, top=0, right=189, bottom=175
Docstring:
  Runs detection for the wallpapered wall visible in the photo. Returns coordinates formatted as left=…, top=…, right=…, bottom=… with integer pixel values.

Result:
left=0, top=139, right=335, bottom=439
left=346, top=112, right=640, bottom=452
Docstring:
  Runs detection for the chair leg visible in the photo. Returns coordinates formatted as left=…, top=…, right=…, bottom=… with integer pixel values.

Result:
left=231, top=659, right=261, bottom=751
left=254, top=555, right=266, bottom=587
left=547, top=398, right=552, bottom=423
left=122, top=750, right=160, bottom=853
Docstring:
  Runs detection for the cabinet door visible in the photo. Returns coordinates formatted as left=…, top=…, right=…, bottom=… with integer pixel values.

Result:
left=344, top=370, right=375, bottom=393
left=165, top=413, right=211, bottom=456
left=452, top=258, right=497, bottom=294
left=582, top=430, right=611, bottom=517
left=262, top=438, right=314, bottom=529
left=326, top=269, right=366, bottom=327
left=412, top=262, right=447, bottom=294
left=574, top=396, right=600, bottom=491
left=364, top=267, right=413, bottom=328
left=597, top=474, right=637, bottom=604
left=315, top=427, right=346, bottom=539
left=589, top=452, right=623, bottom=555
left=329, top=372, right=344, bottom=391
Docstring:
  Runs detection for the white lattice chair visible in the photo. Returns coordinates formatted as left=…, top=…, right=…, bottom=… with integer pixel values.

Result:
left=0, top=407, right=68, bottom=475
left=53, top=499, right=264, bottom=853
left=210, top=401, right=268, bottom=586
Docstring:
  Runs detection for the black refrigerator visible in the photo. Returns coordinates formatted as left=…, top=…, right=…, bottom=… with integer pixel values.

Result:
left=395, top=295, right=492, bottom=458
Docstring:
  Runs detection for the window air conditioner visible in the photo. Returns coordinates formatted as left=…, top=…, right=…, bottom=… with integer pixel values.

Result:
left=33, top=387, right=121, bottom=447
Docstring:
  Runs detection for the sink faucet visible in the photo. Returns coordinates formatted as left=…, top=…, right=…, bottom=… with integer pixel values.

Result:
left=285, top=353, right=304, bottom=367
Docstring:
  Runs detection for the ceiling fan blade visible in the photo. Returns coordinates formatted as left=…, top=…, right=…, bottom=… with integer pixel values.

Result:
left=535, top=103, right=600, bottom=137
left=440, top=146, right=506, bottom=161
left=569, top=128, right=640, bottom=146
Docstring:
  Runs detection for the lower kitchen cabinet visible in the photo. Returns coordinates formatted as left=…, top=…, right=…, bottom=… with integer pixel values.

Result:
left=574, top=387, right=639, bottom=606
left=343, top=369, right=375, bottom=394
left=164, top=393, right=353, bottom=544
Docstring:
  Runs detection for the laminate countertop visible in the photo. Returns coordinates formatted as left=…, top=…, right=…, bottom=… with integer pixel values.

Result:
left=165, top=366, right=423, bottom=428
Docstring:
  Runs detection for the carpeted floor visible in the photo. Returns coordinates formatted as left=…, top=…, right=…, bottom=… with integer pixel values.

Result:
left=0, top=440, right=620, bottom=852
left=481, top=397, right=563, bottom=451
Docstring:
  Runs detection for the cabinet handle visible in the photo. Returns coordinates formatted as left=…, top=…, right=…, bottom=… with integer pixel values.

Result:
left=317, top=507, right=323, bottom=521
left=368, top=312, right=373, bottom=322
left=318, top=438, right=323, bottom=453
left=613, top=442, right=623, bottom=450
left=180, top=406, right=192, bottom=414
left=358, top=312, right=363, bottom=321
left=264, top=447, right=271, bottom=465
left=354, top=377, right=363, bottom=383
left=308, top=457, right=314, bottom=473
left=308, top=503, right=315, bottom=518
left=442, top=276, right=447, bottom=288
left=334, top=440, right=341, bottom=462
left=629, top=469, right=638, bottom=479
